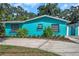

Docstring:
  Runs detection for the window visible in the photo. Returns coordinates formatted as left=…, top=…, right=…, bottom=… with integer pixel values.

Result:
left=11, top=24, right=19, bottom=32
left=37, top=24, right=43, bottom=30
left=51, top=24, right=59, bottom=32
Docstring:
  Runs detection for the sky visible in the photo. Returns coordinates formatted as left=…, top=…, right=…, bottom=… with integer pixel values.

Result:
left=11, top=3, right=79, bottom=14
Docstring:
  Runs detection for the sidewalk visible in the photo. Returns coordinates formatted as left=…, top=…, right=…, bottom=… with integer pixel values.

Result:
left=66, top=36, right=79, bottom=44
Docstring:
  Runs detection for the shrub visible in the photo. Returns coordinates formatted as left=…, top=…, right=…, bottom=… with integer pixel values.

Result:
left=37, top=35, right=41, bottom=38
left=42, top=26, right=53, bottom=38
left=0, top=23, right=5, bottom=37
left=28, top=35, right=32, bottom=38
left=16, top=29, right=28, bottom=38
left=31, top=35, right=37, bottom=38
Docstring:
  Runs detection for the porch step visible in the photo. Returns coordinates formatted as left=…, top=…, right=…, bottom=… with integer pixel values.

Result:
left=66, top=36, right=79, bottom=43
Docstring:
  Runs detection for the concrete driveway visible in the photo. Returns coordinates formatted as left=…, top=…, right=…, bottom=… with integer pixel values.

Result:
left=0, top=38, right=47, bottom=48
left=0, top=38, right=79, bottom=56
left=39, top=40, right=79, bottom=56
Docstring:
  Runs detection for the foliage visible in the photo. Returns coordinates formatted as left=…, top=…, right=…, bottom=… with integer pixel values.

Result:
left=0, top=23, right=5, bottom=37
left=16, top=29, right=28, bottom=38
left=0, top=3, right=79, bottom=23
left=0, top=3, right=37, bottom=21
left=42, top=26, right=53, bottom=38
left=61, top=6, right=79, bottom=22
left=37, top=3, right=61, bottom=17
left=37, top=3, right=79, bottom=22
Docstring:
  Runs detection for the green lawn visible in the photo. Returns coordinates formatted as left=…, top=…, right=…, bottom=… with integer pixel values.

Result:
left=0, top=45, right=59, bottom=56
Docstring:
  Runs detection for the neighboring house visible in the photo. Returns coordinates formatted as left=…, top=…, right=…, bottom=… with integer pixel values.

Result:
left=1, top=15, right=79, bottom=37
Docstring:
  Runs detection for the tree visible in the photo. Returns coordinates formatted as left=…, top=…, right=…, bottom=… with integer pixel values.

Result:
left=0, top=3, right=36, bottom=21
left=37, top=3, right=61, bottom=17
left=60, top=9, right=71, bottom=20
left=61, top=6, right=79, bottom=22
left=27, top=12, right=37, bottom=19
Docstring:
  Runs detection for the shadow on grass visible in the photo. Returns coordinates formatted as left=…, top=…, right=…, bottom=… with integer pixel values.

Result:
left=0, top=37, right=6, bottom=42
left=0, top=45, right=60, bottom=56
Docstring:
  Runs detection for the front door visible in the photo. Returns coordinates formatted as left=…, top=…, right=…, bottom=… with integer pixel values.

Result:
left=71, top=25, right=75, bottom=36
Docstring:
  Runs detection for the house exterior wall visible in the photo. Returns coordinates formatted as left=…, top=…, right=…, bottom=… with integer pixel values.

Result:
left=75, top=25, right=78, bottom=36
left=5, top=23, right=11, bottom=36
left=5, top=16, right=68, bottom=36
left=5, top=23, right=22, bottom=36
left=69, top=24, right=78, bottom=36
left=76, top=23, right=79, bottom=36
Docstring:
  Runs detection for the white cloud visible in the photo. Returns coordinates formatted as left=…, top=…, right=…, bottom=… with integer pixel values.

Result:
left=11, top=3, right=23, bottom=7
left=10, top=3, right=44, bottom=14
left=63, top=4, right=69, bottom=8
left=24, top=3, right=38, bottom=8
left=11, top=3, right=38, bottom=8
left=63, top=4, right=69, bottom=9
left=60, top=4, right=69, bottom=10
left=59, top=3, right=79, bottom=10
left=72, top=3, right=79, bottom=7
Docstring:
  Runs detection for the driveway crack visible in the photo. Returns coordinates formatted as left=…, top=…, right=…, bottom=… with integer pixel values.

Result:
left=38, top=39, right=49, bottom=48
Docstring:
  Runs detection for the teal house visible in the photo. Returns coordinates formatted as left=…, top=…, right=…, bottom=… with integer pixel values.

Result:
left=1, top=15, right=79, bottom=37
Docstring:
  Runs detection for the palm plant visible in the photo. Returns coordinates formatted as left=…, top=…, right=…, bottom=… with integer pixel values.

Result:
left=42, top=27, right=53, bottom=38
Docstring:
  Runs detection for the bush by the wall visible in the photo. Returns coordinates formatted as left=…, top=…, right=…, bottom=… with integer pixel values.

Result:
left=16, top=28, right=28, bottom=38
left=42, top=26, right=53, bottom=38
left=0, top=23, right=5, bottom=37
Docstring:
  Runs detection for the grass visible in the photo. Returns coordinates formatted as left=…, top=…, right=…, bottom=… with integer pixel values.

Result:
left=0, top=45, right=60, bottom=56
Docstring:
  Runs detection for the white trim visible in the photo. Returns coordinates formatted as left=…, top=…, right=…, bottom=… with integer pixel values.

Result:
left=1, top=15, right=70, bottom=23
left=66, top=26, right=69, bottom=36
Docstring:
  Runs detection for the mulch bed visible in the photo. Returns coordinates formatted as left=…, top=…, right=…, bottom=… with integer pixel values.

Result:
left=51, top=37, right=75, bottom=43
left=0, top=36, right=76, bottom=43
left=27, top=37, right=76, bottom=43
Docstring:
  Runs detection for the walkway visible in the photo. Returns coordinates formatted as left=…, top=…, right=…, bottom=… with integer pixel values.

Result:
left=66, top=36, right=79, bottom=43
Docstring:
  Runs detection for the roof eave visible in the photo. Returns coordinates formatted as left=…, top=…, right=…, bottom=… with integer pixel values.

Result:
left=0, top=15, right=70, bottom=23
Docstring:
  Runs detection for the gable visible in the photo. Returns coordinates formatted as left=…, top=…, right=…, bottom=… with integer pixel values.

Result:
left=23, top=16, right=68, bottom=25
left=1, top=15, right=70, bottom=24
